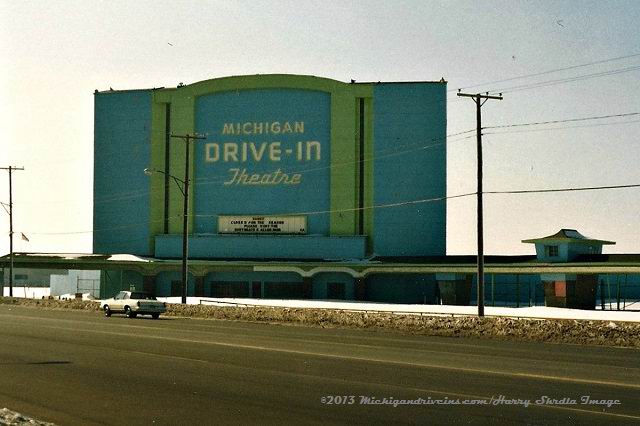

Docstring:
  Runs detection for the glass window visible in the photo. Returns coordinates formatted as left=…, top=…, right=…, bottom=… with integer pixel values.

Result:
left=130, top=292, right=155, bottom=300
left=545, top=245, right=559, bottom=257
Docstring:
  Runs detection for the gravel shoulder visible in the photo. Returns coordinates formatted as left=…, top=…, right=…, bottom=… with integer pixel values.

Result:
left=1, top=297, right=639, bottom=348
left=0, top=408, right=55, bottom=426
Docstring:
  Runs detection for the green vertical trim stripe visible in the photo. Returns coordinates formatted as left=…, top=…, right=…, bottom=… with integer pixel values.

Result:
left=149, top=100, right=167, bottom=253
left=364, top=97, right=375, bottom=254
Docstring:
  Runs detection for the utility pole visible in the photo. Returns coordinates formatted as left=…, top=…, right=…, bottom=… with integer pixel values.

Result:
left=170, top=133, right=206, bottom=304
left=456, top=91, right=502, bottom=317
left=1, top=166, right=25, bottom=297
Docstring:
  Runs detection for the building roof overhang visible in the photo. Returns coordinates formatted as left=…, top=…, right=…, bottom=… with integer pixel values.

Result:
left=522, top=229, right=616, bottom=245
left=2, top=252, right=640, bottom=277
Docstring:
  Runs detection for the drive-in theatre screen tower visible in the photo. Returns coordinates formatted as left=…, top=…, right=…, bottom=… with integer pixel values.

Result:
left=93, top=74, right=447, bottom=301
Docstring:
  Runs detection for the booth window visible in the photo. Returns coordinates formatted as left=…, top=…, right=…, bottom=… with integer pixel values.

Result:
left=545, top=245, right=559, bottom=257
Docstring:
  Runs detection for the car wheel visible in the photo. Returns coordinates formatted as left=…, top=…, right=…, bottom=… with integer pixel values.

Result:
left=104, top=305, right=112, bottom=317
left=125, top=306, right=136, bottom=318
left=151, top=313, right=160, bottom=320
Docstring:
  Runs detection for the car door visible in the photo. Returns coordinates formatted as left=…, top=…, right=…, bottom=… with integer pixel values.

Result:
left=111, top=291, right=126, bottom=312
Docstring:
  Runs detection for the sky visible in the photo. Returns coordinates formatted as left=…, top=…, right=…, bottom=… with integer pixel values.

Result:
left=1, top=0, right=639, bottom=256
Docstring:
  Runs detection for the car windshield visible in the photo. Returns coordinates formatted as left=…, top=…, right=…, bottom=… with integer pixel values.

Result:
left=130, top=292, right=156, bottom=300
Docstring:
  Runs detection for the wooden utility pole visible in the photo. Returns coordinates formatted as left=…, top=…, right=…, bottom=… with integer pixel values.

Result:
left=1, top=166, right=25, bottom=297
left=456, top=92, right=502, bottom=317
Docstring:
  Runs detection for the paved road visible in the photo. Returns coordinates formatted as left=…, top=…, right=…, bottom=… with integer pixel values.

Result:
left=0, top=305, right=639, bottom=425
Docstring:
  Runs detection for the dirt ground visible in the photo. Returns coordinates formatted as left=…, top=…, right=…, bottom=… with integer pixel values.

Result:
left=2, top=297, right=639, bottom=348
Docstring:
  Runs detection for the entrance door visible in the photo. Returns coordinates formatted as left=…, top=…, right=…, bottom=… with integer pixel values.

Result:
left=170, top=280, right=182, bottom=297
left=327, top=282, right=346, bottom=300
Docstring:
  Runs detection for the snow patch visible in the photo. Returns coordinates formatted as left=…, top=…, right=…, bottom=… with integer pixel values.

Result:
left=153, top=297, right=640, bottom=322
left=106, top=254, right=151, bottom=262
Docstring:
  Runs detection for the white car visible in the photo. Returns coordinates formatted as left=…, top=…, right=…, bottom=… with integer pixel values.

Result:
left=101, top=291, right=166, bottom=319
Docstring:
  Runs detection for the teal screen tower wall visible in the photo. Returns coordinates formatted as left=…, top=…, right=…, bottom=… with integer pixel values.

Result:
left=373, top=83, right=447, bottom=256
left=94, top=90, right=152, bottom=255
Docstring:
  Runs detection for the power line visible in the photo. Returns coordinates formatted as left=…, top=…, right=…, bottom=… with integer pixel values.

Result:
left=483, top=119, right=640, bottom=135
left=488, top=65, right=640, bottom=95
left=486, top=183, right=640, bottom=195
left=16, top=181, right=640, bottom=238
left=26, top=215, right=178, bottom=235
left=193, top=130, right=475, bottom=187
left=457, top=52, right=640, bottom=91
left=484, top=112, right=640, bottom=130
left=193, top=192, right=477, bottom=219
left=79, top=112, right=640, bottom=203
left=18, top=107, right=638, bottom=206
left=6, top=128, right=475, bottom=209
left=189, top=181, right=640, bottom=220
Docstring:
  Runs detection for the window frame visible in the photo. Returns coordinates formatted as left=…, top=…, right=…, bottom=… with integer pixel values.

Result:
left=545, top=245, right=559, bottom=257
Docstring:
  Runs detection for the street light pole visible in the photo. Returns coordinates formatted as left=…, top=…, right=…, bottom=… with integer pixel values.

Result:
left=170, top=133, right=206, bottom=304
left=180, top=137, right=190, bottom=305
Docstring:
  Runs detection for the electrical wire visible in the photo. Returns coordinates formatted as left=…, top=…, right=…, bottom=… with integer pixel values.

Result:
left=485, top=183, right=640, bottom=195
left=17, top=53, right=640, bottom=207
left=483, top=112, right=640, bottom=130
left=9, top=52, right=640, bottom=240
left=192, top=191, right=477, bottom=220
left=457, top=52, right=640, bottom=91
left=25, top=215, right=181, bottom=236
left=487, top=65, right=640, bottom=95
left=483, top=119, right=640, bottom=135
left=12, top=180, right=640, bottom=239
left=193, top=131, right=475, bottom=187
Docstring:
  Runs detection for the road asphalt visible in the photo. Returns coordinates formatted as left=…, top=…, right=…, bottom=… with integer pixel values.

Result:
left=0, top=305, right=639, bottom=425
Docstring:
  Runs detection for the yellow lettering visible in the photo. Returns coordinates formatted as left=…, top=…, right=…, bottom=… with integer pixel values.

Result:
left=296, top=141, right=303, bottom=160
left=205, top=143, right=219, bottom=162
left=250, top=143, right=267, bottom=161
left=241, top=142, right=248, bottom=162
left=306, top=141, right=321, bottom=161
left=222, top=121, right=304, bottom=135
left=224, top=168, right=241, bottom=185
left=224, top=143, right=238, bottom=162
left=269, top=142, right=281, bottom=161
left=222, top=123, right=235, bottom=135
left=222, top=168, right=302, bottom=185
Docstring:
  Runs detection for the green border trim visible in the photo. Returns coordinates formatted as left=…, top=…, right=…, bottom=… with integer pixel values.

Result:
left=149, top=74, right=373, bottom=242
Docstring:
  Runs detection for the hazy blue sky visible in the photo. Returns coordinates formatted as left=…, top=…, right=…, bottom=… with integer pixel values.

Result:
left=1, top=0, right=639, bottom=255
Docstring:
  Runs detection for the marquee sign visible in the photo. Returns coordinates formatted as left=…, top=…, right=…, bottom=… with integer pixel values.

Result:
left=218, top=215, right=307, bottom=234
